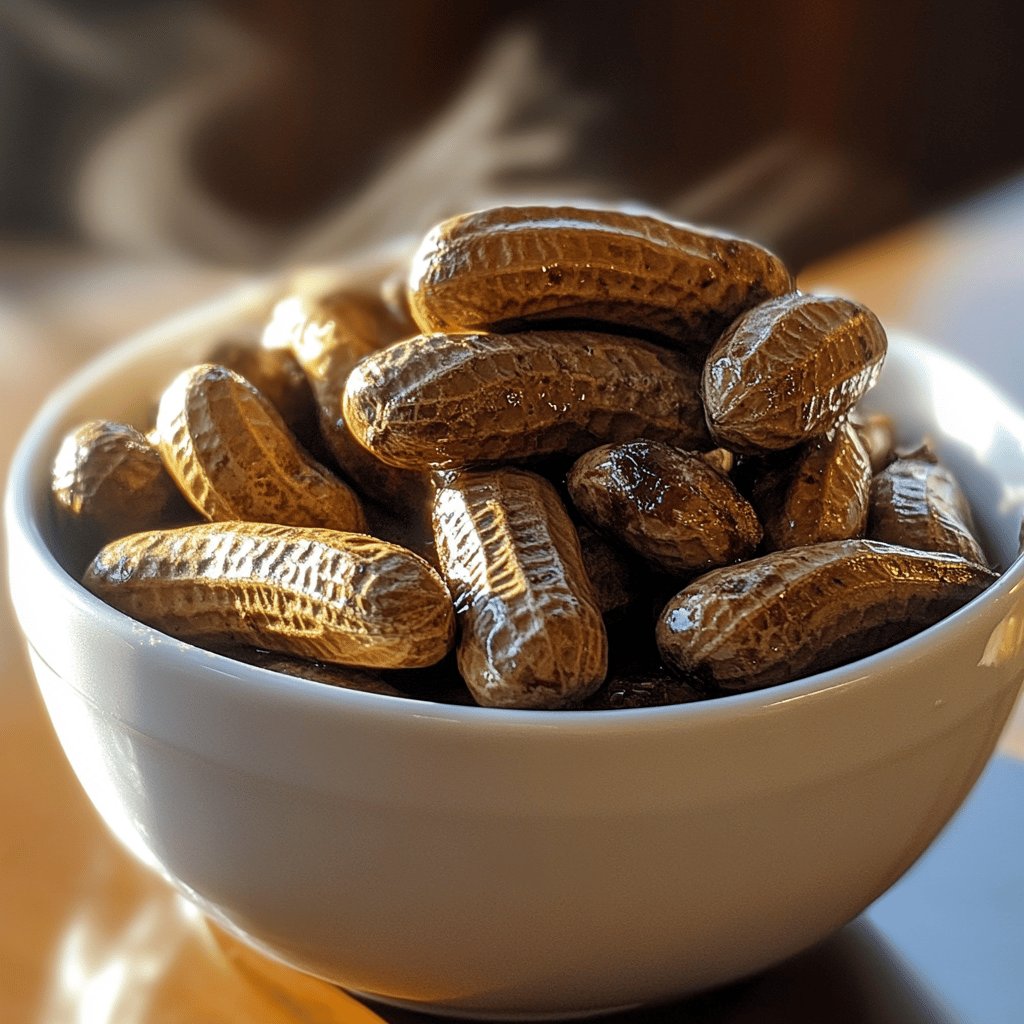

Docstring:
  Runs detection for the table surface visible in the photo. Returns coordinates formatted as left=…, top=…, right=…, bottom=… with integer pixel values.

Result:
left=3, top=175, right=1024, bottom=1023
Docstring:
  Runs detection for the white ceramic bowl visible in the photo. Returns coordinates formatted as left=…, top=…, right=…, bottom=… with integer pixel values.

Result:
left=7, top=289, right=1024, bottom=1020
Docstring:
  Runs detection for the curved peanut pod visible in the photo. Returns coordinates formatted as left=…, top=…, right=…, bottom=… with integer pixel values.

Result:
left=83, top=522, right=455, bottom=669
left=433, top=469, right=608, bottom=708
left=156, top=363, right=366, bottom=532
left=344, top=330, right=711, bottom=470
left=868, top=458, right=989, bottom=565
left=265, top=288, right=432, bottom=511
left=408, top=205, right=793, bottom=347
left=752, top=420, right=872, bottom=551
left=702, top=292, right=887, bottom=454
left=656, top=539, right=997, bottom=691
left=567, top=440, right=761, bottom=575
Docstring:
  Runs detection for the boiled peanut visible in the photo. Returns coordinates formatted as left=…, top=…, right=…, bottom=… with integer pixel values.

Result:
left=868, top=457, right=989, bottom=565
left=574, top=521, right=649, bottom=616
left=751, top=420, right=872, bottom=551
left=656, top=539, right=996, bottom=691
left=82, top=522, right=455, bottom=668
left=408, top=205, right=793, bottom=346
left=850, top=410, right=896, bottom=474
left=155, top=363, right=366, bottom=532
left=433, top=468, right=607, bottom=708
left=702, top=292, right=887, bottom=454
left=51, top=420, right=194, bottom=568
left=567, top=440, right=762, bottom=575
left=264, top=285, right=433, bottom=513
left=579, top=665, right=707, bottom=710
left=343, top=330, right=711, bottom=470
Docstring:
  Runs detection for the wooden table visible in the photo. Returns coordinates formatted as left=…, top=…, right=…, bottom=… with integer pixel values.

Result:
left=3, top=176, right=1023, bottom=1022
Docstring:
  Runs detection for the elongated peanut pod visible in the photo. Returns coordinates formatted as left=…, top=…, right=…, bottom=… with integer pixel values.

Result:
left=868, top=458, right=989, bottom=565
left=702, top=292, right=887, bottom=453
left=752, top=420, right=872, bottom=551
left=657, top=539, right=997, bottom=691
left=156, top=364, right=366, bottom=532
left=83, top=522, right=455, bottom=668
left=344, top=330, right=710, bottom=470
left=433, top=469, right=607, bottom=708
left=409, top=205, right=793, bottom=346
left=567, top=439, right=762, bottom=575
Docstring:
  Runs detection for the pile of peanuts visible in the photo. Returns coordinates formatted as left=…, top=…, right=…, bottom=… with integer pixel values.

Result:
left=51, top=206, right=999, bottom=710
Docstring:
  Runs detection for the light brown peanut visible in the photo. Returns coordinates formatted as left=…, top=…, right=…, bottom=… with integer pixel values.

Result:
left=702, top=292, right=888, bottom=454
left=656, top=539, right=996, bottom=691
left=408, top=205, right=793, bottom=346
left=868, top=457, right=989, bottom=565
left=751, top=420, right=872, bottom=551
left=51, top=420, right=194, bottom=568
left=567, top=439, right=762, bottom=575
left=343, top=330, right=711, bottom=470
left=83, top=522, right=455, bottom=669
left=155, top=363, right=366, bottom=532
left=433, top=468, right=607, bottom=708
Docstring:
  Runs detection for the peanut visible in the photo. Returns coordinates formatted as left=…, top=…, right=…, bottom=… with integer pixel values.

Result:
left=751, top=420, right=872, bottom=551
left=702, top=292, right=887, bottom=454
left=155, top=363, right=366, bottom=533
left=408, top=205, right=793, bottom=346
left=343, top=330, right=711, bottom=470
left=868, top=458, right=989, bottom=565
left=656, top=539, right=996, bottom=691
left=433, top=468, right=607, bottom=708
left=567, top=439, right=762, bottom=575
left=82, top=522, right=455, bottom=669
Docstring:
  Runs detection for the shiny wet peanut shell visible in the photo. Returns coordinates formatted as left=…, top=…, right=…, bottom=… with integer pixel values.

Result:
left=702, top=292, right=887, bottom=454
left=656, top=539, right=996, bottom=691
left=409, top=205, right=793, bottom=346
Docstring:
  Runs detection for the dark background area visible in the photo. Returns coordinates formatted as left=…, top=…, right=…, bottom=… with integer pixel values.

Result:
left=2, top=0, right=1023, bottom=270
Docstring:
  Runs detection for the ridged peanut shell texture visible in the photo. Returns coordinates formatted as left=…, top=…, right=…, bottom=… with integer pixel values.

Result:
left=433, top=468, right=607, bottom=708
left=657, top=539, right=996, bottom=691
left=868, top=458, right=989, bottom=565
left=702, top=292, right=887, bottom=453
left=752, top=421, right=873, bottom=551
left=156, top=363, right=365, bottom=532
left=83, top=522, right=455, bottom=669
left=567, top=440, right=762, bottom=575
left=343, top=330, right=710, bottom=470
left=408, top=205, right=793, bottom=346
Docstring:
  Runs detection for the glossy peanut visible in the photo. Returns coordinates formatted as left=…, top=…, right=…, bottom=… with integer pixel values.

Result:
left=567, top=440, right=762, bottom=575
left=657, top=539, right=996, bottom=691
left=752, top=420, right=872, bottom=551
left=408, top=205, right=793, bottom=346
left=433, top=468, right=607, bottom=708
left=343, top=330, right=711, bottom=470
left=868, top=457, right=989, bottom=565
left=702, top=292, right=887, bottom=454
left=83, top=522, right=455, bottom=668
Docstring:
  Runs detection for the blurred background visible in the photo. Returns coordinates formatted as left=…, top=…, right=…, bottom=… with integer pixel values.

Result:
left=2, top=0, right=1023, bottom=271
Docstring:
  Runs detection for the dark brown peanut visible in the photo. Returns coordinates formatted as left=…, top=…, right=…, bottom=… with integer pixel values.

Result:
left=155, top=363, right=366, bottom=532
left=51, top=420, right=194, bottom=567
left=657, top=539, right=996, bottom=691
left=83, top=522, right=455, bottom=669
left=575, top=521, right=648, bottom=616
left=702, top=292, right=888, bottom=454
left=408, top=205, right=793, bottom=346
left=433, top=468, right=607, bottom=708
left=567, top=440, right=762, bottom=575
left=751, top=421, right=872, bottom=551
left=343, top=330, right=711, bottom=470
left=850, top=410, right=896, bottom=474
left=868, top=458, right=989, bottom=565
left=578, top=666, right=707, bottom=710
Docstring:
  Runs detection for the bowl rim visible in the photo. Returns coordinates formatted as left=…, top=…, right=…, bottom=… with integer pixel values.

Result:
left=7, top=282, right=1024, bottom=733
